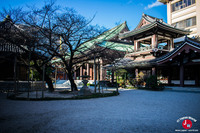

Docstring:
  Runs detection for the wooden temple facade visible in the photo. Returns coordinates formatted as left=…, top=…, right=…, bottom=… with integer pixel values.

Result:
left=55, top=59, right=106, bottom=81
left=0, top=16, right=28, bottom=81
left=114, top=14, right=200, bottom=86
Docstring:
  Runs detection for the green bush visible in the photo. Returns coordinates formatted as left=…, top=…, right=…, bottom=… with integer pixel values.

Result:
left=145, top=75, right=164, bottom=91
left=127, top=72, right=148, bottom=87
left=128, top=77, right=145, bottom=87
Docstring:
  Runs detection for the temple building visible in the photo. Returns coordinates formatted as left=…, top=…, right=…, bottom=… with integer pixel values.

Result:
left=108, top=14, right=200, bottom=87
left=1, top=13, right=199, bottom=87
left=52, top=22, right=135, bottom=81
left=0, top=16, right=28, bottom=81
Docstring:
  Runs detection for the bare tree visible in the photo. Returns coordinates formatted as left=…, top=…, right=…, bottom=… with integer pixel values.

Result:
left=0, top=6, right=24, bottom=23
left=0, top=6, right=55, bottom=92
left=9, top=1, right=104, bottom=92
left=1, top=1, right=125, bottom=92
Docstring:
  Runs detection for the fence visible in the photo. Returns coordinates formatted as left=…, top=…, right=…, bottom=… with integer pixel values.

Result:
left=0, top=81, right=46, bottom=92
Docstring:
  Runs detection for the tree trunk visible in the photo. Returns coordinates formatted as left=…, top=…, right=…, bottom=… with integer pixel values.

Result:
left=33, top=63, right=54, bottom=92
left=45, top=74, right=54, bottom=92
left=67, top=71, right=78, bottom=91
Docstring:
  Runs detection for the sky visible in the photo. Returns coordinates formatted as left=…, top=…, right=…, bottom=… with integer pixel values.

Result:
left=0, top=0, right=167, bottom=30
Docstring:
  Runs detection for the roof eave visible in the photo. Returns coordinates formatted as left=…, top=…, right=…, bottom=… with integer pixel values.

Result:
left=119, top=21, right=190, bottom=39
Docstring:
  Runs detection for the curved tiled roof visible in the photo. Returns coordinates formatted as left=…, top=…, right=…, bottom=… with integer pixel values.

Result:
left=97, top=41, right=134, bottom=52
left=111, top=36, right=200, bottom=69
left=78, top=22, right=129, bottom=52
left=0, top=16, right=27, bottom=53
left=156, top=36, right=200, bottom=64
left=52, top=22, right=135, bottom=63
left=119, top=14, right=190, bottom=39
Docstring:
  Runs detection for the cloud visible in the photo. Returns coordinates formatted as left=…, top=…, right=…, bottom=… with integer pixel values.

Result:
left=144, top=1, right=163, bottom=10
left=127, top=0, right=133, bottom=4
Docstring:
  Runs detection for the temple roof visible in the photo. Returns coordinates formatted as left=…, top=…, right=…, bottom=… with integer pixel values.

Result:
left=0, top=16, right=27, bottom=53
left=78, top=21, right=132, bottom=52
left=52, top=22, right=134, bottom=63
left=119, top=14, right=190, bottom=39
left=106, top=36, right=200, bottom=69
left=97, top=41, right=134, bottom=52
left=156, top=36, right=200, bottom=64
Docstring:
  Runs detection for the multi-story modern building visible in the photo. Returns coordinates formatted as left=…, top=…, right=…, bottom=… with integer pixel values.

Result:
left=159, top=0, right=200, bottom=37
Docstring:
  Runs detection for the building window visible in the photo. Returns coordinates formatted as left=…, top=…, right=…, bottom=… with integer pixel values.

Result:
left=172, top=17, right=196, bottom=29
left=172, top=0, right=196, bottom=12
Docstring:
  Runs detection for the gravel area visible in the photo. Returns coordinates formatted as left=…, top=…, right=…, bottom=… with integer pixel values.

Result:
left=0, top=89, right=200, bottom=133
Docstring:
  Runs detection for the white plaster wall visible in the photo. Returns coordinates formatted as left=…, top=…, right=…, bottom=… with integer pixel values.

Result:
left=171, top=80, right=195, bottom=85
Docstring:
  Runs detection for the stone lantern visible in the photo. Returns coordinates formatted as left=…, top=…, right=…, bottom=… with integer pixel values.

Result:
left=79, top=71, right=92, bottom=96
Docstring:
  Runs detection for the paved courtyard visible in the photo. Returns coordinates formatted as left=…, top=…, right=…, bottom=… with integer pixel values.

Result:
left=0, top=89, right=200, bottom=133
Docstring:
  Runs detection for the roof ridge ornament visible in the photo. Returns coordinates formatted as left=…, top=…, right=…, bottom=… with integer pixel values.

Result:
left=3, top=15, right=12, bottom=22
left=184, top=35, right=188, bottom=41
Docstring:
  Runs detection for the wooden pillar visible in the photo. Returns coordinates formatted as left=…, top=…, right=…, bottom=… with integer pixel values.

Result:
left=152, top=67, right=157, bottom=76
left=100, top=59, right=103, bottom=80
left=83, top=66, right=85, bottom=76
left=134, top=40, right=136, bottom=52
left=151, top=34, right=158, bottom=48
left=100, top=64, right=103, bottom=80
left=98, top=61, right=100, bottom=81
left=134, top=40, right=139, bottom=51
left=167, top=40, right=170, bottom=50
left=180, top=63, right=184, bottom=87
left=96, top=61, right=100, bottom=81
left=170, top=38, right=174, bottom=50
left=137, top=41, right=140, bottom=51
left=90, top=64, right=93, bottom=80
left=87, top=64, right=89, bottom=77
left=80, top=66, right=83, bottom=80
